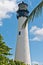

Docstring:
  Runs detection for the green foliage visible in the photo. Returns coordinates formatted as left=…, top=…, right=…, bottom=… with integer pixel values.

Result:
left=0, top=34, right=27, bottom=65
left=0, top=34, right=11, bottom=65
left=14, top=61, right=26, bottom=65
left=34, top=64, right=38, bottom=65
left=22, top=1, right=43, bottom=28
left=0, top=34, right=11, bottom=56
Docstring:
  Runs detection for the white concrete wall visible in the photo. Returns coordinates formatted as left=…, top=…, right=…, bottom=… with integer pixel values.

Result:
left=15, top=17, right=31, bottom=65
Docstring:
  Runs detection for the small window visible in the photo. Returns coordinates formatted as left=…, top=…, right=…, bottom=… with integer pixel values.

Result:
left=19, top=31, right=21, bottom=35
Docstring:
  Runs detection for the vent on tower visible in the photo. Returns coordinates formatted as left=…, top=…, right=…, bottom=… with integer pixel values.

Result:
left=17, top=1, right=29, bottom=19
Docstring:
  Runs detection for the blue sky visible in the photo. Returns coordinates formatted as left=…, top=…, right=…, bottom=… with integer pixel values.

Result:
left=0, top=0, right=43, bottom=65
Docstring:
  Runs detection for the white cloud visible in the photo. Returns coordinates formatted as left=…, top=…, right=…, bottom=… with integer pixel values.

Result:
left=30, top=26, right=43, bottom=41
left=30, top=26, right=40, bottom=34
left=0, top=21, right=3, bottom=26
left=0, top=0, right=18, bottom=19
left=32, top=61, right=39, bottom=64
left=30, top=37, right=41, bottom=41
left=32, top=61, right=43, bottom=65
left=0, top=0, right=18, bottom=26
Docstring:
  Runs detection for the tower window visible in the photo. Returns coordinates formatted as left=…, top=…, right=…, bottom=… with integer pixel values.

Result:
left=19, top=31, right=21, bottom=35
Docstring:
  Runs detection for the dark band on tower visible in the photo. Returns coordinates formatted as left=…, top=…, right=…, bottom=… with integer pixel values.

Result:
left=17, top=1, right=29, bottom=19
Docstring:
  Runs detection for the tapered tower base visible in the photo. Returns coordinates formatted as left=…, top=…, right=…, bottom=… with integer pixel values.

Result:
left=15, top=17, right=31, bottom=65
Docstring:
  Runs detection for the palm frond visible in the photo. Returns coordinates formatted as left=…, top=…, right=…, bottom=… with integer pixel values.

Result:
left=22, top=1, right=43, bottom=28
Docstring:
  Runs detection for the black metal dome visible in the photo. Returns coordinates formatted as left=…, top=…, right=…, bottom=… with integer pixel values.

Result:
left=18, top=1, right=28, bottom=6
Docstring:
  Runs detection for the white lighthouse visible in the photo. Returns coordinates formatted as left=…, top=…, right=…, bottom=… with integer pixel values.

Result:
left=15, top=1, right=31, bottom=65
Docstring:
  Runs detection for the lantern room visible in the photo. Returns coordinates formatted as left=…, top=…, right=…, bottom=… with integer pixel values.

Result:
left=17, top=1, right=29, bottom=18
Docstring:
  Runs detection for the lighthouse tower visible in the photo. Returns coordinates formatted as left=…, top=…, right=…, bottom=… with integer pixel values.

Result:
left=15, top=1, right=31, bottom=65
